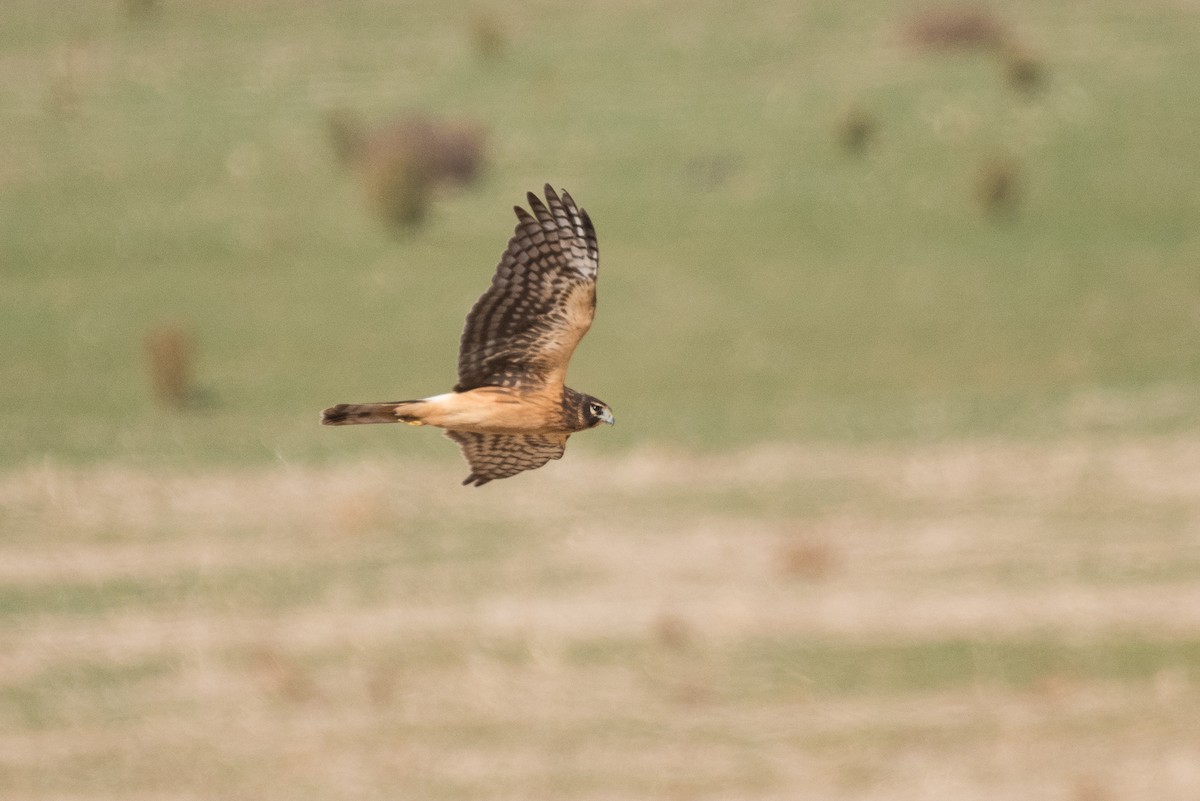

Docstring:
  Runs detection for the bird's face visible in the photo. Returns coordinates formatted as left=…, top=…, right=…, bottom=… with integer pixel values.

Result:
left=585, top=398, right=615, bottom=428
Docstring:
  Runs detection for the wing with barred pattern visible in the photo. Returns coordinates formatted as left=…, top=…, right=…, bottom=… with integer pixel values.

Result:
left=444, top=430, right=569, bottom=486
left=455, top=184, right=599, bottom=393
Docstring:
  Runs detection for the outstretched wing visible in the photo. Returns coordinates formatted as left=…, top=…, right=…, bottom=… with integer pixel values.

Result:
left=456, top=184, right=599, bottom=393
left=445, top=431, right=569, bottom=487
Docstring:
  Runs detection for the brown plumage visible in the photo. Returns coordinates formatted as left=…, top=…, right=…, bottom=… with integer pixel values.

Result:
left=321, top=185, right=614, bottom=486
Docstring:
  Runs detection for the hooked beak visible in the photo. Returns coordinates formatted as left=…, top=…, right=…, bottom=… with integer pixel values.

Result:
left=599, top=408, right=615, bottom=426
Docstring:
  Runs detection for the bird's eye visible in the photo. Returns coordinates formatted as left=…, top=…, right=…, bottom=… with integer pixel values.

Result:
left=589, top=403, right=602, bottom=415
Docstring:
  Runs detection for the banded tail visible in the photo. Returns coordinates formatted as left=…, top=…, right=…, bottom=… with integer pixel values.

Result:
left=321, top=401, right=422, bottom=426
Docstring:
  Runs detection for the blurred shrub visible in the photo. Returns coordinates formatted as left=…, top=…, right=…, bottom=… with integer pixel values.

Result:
left=325, top=110, right=487, bottom=230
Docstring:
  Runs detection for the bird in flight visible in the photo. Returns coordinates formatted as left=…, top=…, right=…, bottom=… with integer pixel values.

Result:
left=321, top=184, right=614, bottom=486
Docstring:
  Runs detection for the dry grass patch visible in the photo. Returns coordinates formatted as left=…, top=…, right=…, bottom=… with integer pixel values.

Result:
left=2, top=436, right=1200, bottom=799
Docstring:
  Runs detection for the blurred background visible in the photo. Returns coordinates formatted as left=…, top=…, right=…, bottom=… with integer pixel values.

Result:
left=2, top=0, right=1200, bottom=798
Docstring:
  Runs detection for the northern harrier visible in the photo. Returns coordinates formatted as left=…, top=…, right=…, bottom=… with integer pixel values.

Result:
left=321, top=184, right=614, bottom=486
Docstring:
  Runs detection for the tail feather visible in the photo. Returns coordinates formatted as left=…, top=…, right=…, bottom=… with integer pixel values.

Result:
left=321, top=401, right=420, bottom=426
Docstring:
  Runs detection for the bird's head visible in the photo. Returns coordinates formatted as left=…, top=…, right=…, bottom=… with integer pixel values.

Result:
left=584, top=397, right=615, bottom=428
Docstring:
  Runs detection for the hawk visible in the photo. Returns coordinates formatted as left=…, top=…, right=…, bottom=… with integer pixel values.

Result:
left=321, top=184, right=614, bottom=486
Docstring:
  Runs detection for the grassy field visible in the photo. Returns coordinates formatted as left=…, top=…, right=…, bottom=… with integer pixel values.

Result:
left=3, top=1, right=1200, bottom=798
left=3, top=0, right=1200, bottom=464
left=3, top=439, right=1200, bottom=799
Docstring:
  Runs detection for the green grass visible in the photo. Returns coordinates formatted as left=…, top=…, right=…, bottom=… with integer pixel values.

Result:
left=1, top=656, right=176, bottom=730
left=3, top=5, right=1200, bottom=795
left=737, top=636, right=1200, bottom=698
left=2, top=0, right=1199, bottom=466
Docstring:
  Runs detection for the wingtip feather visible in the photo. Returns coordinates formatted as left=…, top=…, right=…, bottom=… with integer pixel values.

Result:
left=526, top=190, right=553, bottom=225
